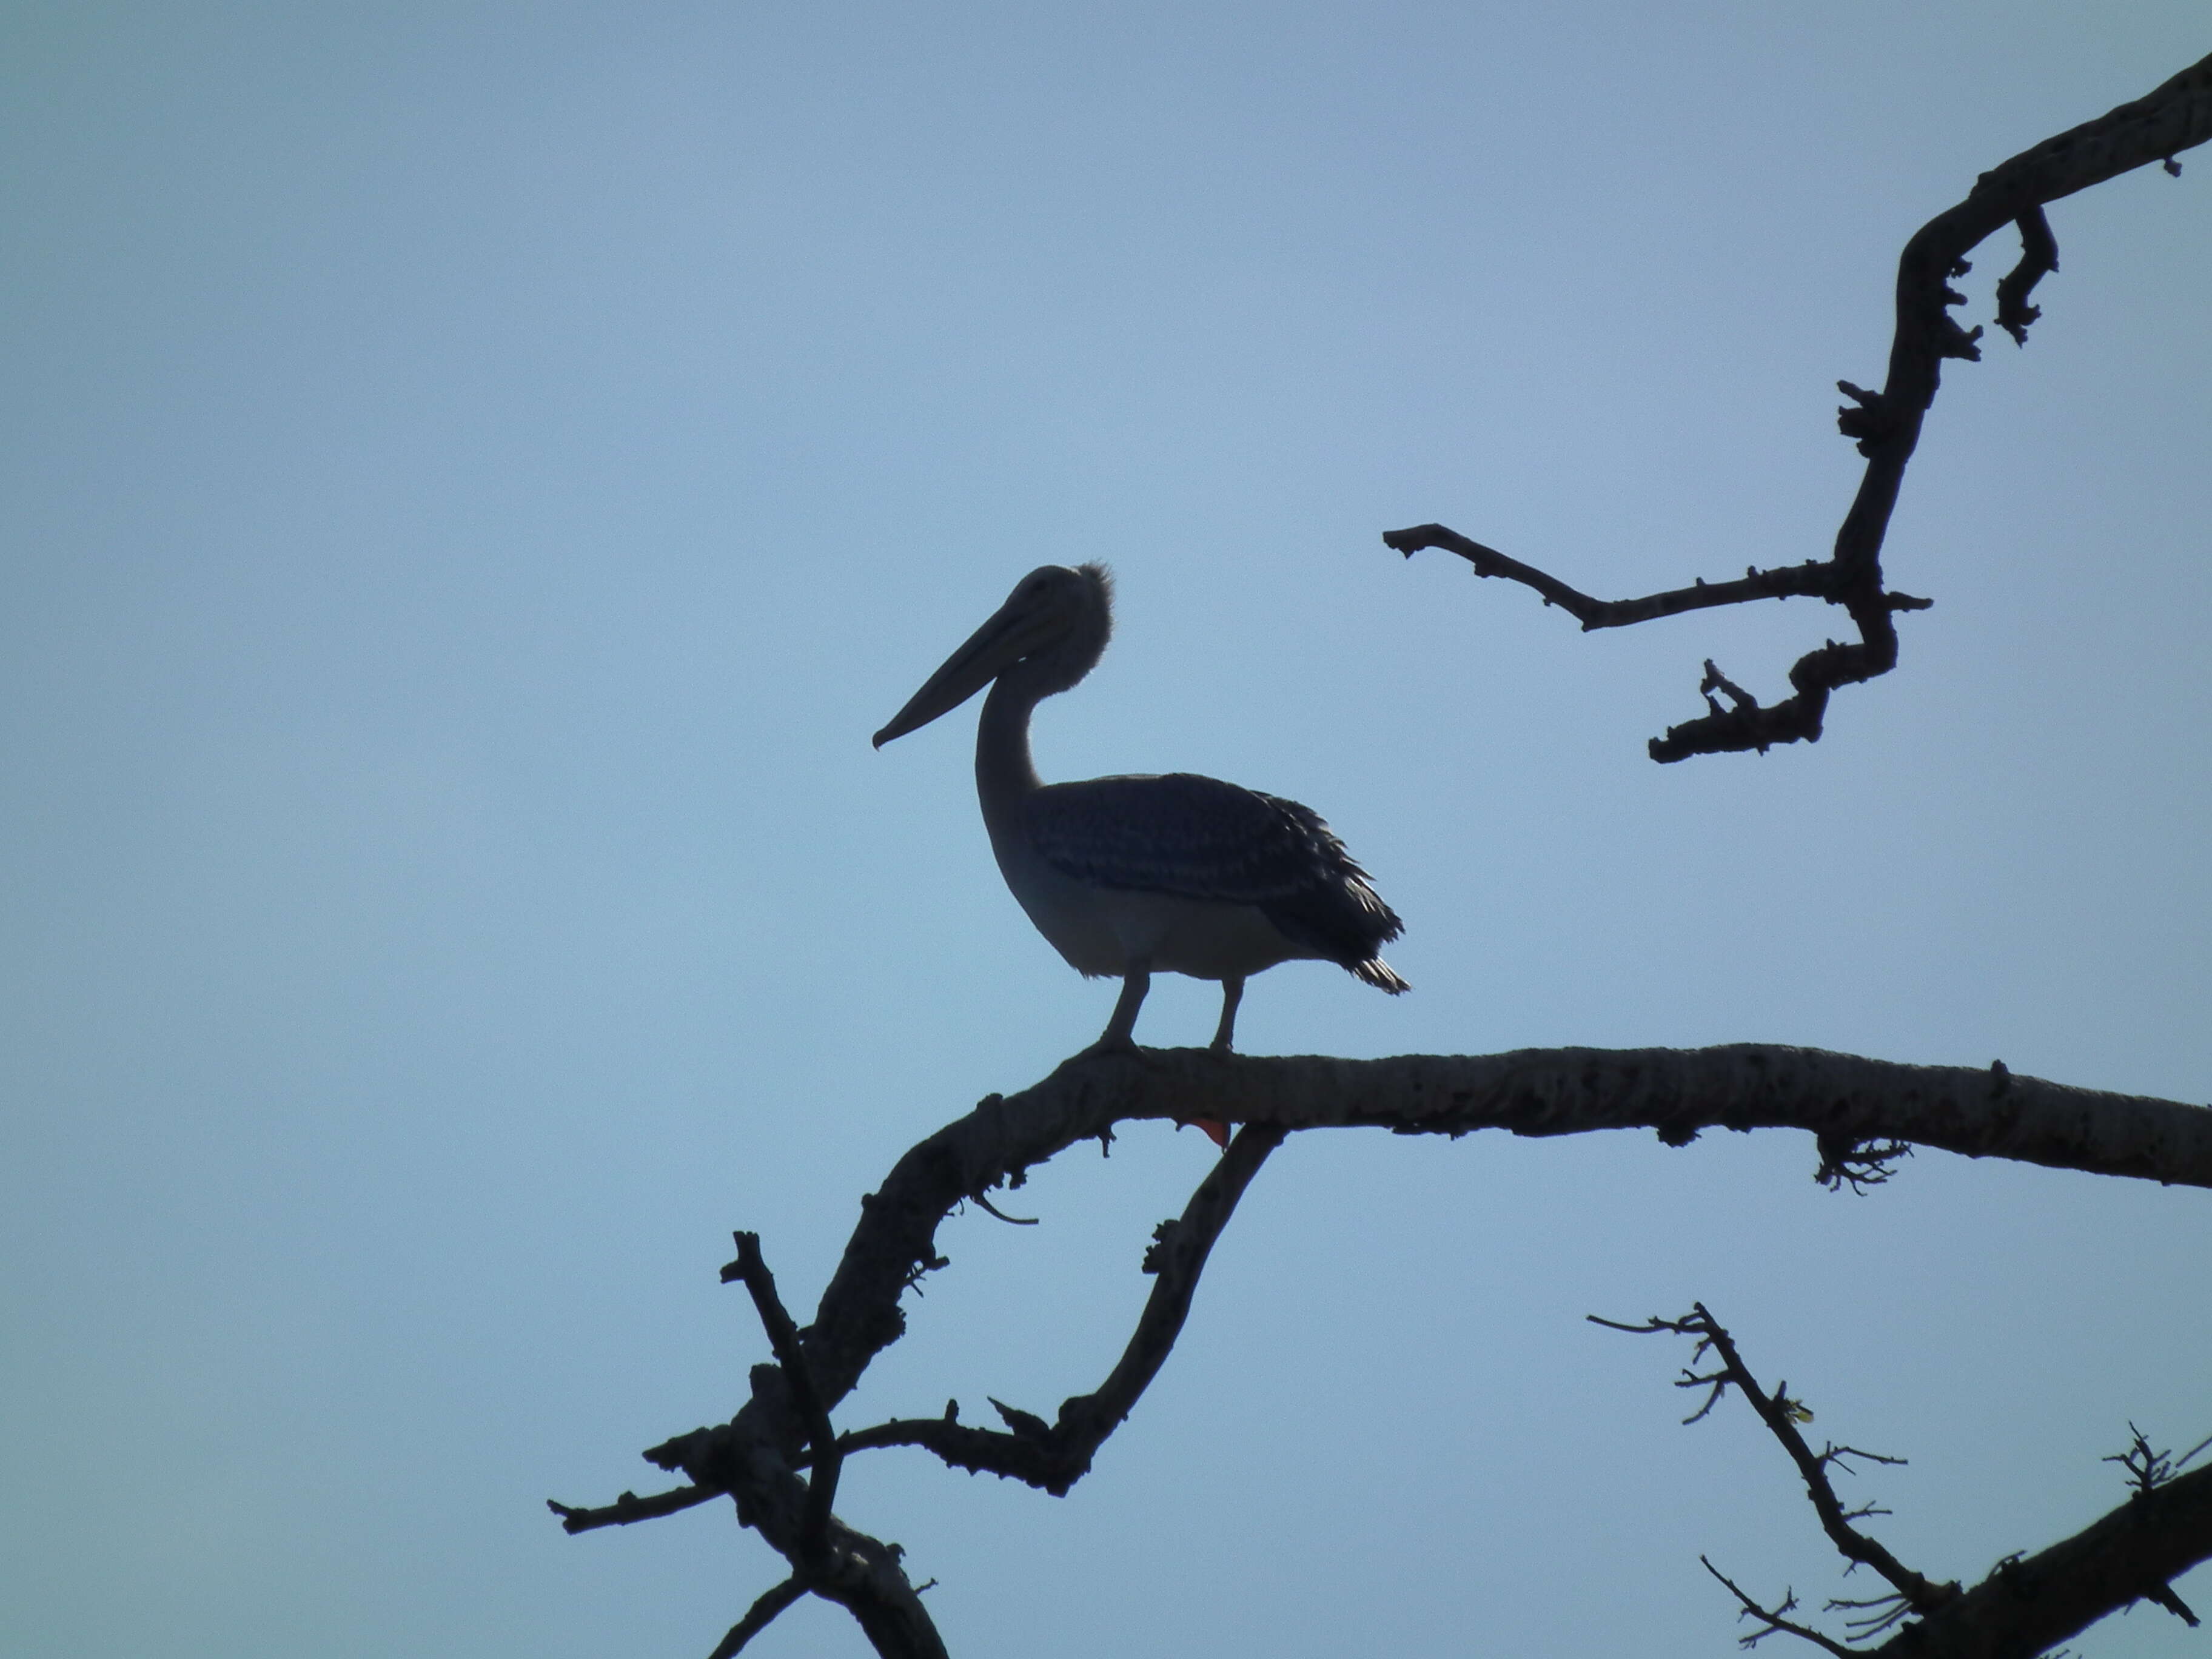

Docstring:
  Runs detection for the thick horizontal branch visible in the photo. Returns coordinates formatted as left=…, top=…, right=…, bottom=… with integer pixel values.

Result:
left=660, top=1043, right=2212, bottom=1466
left=931, top=1045, right=2212, bottom=1198
left=1393, top=49, right=2212, bottom=762
left=579, top=1042, right=2209, bottom=1654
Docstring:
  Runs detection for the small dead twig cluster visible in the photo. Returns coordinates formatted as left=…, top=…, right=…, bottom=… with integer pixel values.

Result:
left=2105, top=1421, right=2212, bottom=1498
left=1812, top=1133, right=1914, bottom=1194
left=2100, top=1423, right=2212, bottom=1630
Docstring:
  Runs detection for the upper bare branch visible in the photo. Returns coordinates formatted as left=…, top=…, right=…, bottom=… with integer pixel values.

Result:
left=1392, top=50, right=2212, bottom=762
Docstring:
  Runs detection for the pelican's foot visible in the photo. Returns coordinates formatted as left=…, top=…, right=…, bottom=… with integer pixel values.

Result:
left=1193, top=1037, right=1235, bottom=1146
left=1076, top=1035, right=1162, bottom=1067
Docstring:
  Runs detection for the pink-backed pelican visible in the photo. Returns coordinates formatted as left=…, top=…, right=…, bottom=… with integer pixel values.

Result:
left=873, top=564, right=1407, bottom=1076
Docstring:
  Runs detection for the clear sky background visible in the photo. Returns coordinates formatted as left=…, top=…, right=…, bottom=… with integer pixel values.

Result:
left=4, top=5, right=2209, bottom=1656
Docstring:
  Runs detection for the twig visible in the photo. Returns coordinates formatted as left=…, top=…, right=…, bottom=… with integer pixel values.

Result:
left=1701, top=1557, right=1855, bottom=1656
left=1823, top=1588, right=1914, bottom=1641
left=1384, top=523, right=1847, bottom=632
left=2105, top=1421, right=2212, bottom=1496
left=546, top=1483, right=717, bottom=1534
left=706, top=1575, right=806, bottom=1659
left=2144, top=1582, right=2202, bottom=1627
left=1993, top=205, right=2059, bottom=346
left=1814, top=1133, right=1913, bottom=1194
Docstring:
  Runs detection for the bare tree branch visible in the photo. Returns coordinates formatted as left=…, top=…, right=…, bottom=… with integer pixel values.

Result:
left=1875, top=1460, right=2212, bottom=1656
left=565, top=1042, right=2210, bottom=1655
left=706, top=1576, right=806, bottom=1659
left=1381, top=525, right=1879, bottom=634
left=1606, top=1304, right=2212, bottom=1655
left=831, top=1122, right=1287, bottom=1493
left=1701, top=1556, right=1856, bottom=1657
left=550, top=46, right=2212, bottom=1659
left=1595, top=1305, right=1956, bottom=1617
left=590, top=1121, right=1289, bottom=1652
left=1389, top=50, right=2212, bottom=762
left=1835, top=1600, right=1914, bottom=1646
left=547, top=1483, right=716, bottom=1534
left=693, top=1233, right=948, bottom=1659
left=2105, top=1421, right=2212, bottom=1499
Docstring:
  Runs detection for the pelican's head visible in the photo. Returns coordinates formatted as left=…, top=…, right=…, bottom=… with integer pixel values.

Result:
left=873, top=563, right=1113, bottom=748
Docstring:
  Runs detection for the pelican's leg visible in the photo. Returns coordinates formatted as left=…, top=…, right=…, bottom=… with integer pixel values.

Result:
left=1208, top=976, right=1246, bottom=1053
left=1096, top=958, right=1153, bottom=1051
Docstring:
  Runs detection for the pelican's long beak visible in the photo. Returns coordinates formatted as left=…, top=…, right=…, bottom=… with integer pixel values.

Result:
left=873, top=589, right=1062, bottom=748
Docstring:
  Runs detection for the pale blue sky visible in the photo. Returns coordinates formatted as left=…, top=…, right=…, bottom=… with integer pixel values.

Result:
left=3, top=5, right=2208, bottom=1656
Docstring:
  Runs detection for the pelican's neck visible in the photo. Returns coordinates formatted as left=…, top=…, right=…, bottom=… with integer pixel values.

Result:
left=973, top=609, right=1102, bottom=864
left=976, top=675, right=1044, bottom=857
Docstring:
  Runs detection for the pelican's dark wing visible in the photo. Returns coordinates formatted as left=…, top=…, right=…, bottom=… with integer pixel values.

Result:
left=1026, top=773, right=1404, bottom=975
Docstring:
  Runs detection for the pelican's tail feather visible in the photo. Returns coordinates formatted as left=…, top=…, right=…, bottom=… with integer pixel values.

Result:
left=1351, top=958, right=1411, bottom=994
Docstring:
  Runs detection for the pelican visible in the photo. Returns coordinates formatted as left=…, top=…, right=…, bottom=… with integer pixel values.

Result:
left=873, top=564, right=1407, bottom=1071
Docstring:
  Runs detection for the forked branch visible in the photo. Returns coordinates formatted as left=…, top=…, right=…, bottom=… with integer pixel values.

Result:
left=1389, top=50, right=2212, bottom=761
left=830, top=1122, right=1287, bottom=1494
left=1594, top=1303, right=1956, bottom=1629
left=555, top=1044, right=2212, bottom=1654
left=722, top=1232, right=842, bottom=1560
left=1701, top=1556, right=1855, bottom=1657
left=1600, top=1304, right=2212, bottom=1654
